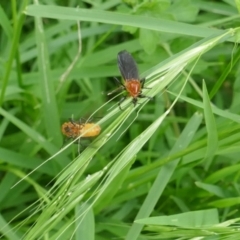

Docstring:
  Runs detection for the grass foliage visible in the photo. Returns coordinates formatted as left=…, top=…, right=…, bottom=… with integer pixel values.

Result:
left=1, top=0, right=240, bottom=239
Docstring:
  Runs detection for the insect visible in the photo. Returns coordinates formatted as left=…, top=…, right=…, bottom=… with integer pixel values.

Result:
left=61, top=118, right=101, bottom=140
left=110, top=50, right=152, bottom=109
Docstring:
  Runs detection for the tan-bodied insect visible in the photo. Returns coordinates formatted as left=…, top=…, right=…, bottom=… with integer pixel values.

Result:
left=109, top=50, right=152, bottom=109
left=61, top=119, right=101, bottom=139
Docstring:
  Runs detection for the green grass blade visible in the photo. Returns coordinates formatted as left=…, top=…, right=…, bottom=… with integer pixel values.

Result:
left=210, top=47, right=240, bottom=99
left=136, top=209, right=219, bottom=227
left=0, top=5, right=13, bottom=39
left=209, top=197, right=240, bottom=208
left=0, top=2, right=27, bottom=105
left=0, top=214, right=20, bottom=240
left=202, top=80, right=218, bottom=165
left=34, top=11, right=61, bottom=146
left=75, top=203, right=94, bottom=240
left=195, top=182, right=227, bottom=198
left=169, top=93, right=240, bottom=123
left=0, top=108, right=56, bottom=154
left=205, top=163, right=240, bottom=183
left=24, top=5, right=235, bottom=40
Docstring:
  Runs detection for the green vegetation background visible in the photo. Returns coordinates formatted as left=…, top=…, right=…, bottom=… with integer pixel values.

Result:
left=1, top=0, right=240, bottom=239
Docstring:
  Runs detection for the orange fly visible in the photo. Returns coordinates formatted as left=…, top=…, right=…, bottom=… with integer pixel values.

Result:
left=110, top=50, right=152, bottom=109
left=61, top=119, right=101, bottom=140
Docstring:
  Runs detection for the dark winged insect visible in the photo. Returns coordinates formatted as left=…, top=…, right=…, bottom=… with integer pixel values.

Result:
left=110, top=50, right=152, bottom=109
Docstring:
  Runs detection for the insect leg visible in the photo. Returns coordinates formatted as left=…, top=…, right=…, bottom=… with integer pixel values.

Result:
left=140, top=77, right=145, bottom=87
left=78, top=118, right=88, bottom=124
left=138, top=94, right=153, bottom=100
left=140, top=77, right=151, bottom=89
left=132, top=97, right=138, bottom=107
left=69, top=118, right=76, bottom=125
left=107, top=86, right=125, bottom=96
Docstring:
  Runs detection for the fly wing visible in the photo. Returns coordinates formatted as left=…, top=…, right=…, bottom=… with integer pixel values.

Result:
left=117, top=50, right=139, bottom=81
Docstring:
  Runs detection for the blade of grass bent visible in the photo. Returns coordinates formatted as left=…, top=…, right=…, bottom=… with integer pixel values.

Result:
left=24, top=5, right=231, bottom=40
left=125, top=112, right=203, bottom=240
